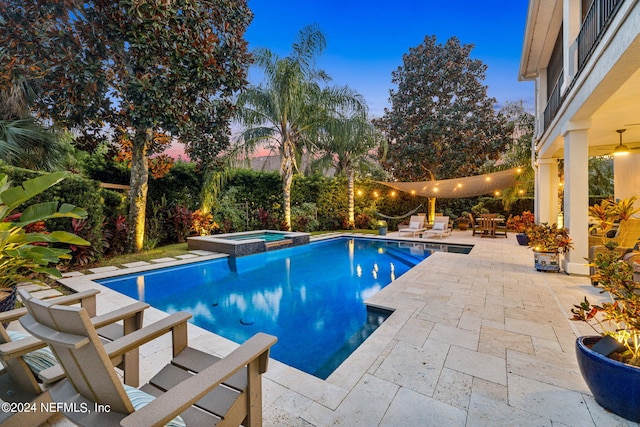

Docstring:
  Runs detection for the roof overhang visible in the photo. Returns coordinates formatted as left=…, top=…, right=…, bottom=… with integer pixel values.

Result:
left=519, top=0, right=562, bottom=81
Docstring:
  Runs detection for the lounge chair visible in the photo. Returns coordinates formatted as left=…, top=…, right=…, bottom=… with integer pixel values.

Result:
left=398, top=215, right=426, bottom=237
left=18, top=289, right=277, bottom=427
left=422, top=216, right=452, bottom=239
left=0, top=289, right=148, bottom=427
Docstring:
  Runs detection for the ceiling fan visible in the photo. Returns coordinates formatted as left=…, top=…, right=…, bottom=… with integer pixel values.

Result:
left=592, top=129, right=640, bottom=156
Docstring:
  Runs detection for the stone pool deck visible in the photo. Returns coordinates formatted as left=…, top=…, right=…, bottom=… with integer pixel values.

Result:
left=42, top=230, right=636, bottom=426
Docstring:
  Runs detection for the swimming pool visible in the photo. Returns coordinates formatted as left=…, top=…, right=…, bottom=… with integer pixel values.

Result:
left=98, top=237, right=471, bottom=379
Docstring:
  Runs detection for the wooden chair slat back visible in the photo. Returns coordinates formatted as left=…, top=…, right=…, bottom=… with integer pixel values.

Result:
left=19, top=292, right=134, bottom=415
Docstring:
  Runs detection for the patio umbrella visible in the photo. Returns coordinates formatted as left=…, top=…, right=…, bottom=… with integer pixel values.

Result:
left=377, top=167, right=525, bottom=198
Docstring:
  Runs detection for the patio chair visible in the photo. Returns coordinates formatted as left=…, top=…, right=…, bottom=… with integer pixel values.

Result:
left=422, top=216, right=451, bottom=239
left=468, top=213, right=481, bottom=236
left=398, top=215, right=426, bottom=237
left=588, top=218, right=640, bottom=248
left=18, top=289, right=277, bottom=427
left=479, top=214, right=498, bottom=238
left=494, top=215, right=510, bottom=238
left=589, top=218, right=640, bottom=281
left=0, top=289, right=148, bottom=427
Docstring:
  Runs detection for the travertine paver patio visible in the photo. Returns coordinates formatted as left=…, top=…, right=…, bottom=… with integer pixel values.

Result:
left=43, top=230, right=638, bottom=426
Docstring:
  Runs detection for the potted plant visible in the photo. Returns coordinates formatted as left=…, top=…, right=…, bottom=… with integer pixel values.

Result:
left=376, top=220, right=388, bottom=236
left=570, top=242, right=640, bottom=421
left=526, top=222, right=573, bottom=272
left=0, top=172, right=90, bottom=312
left=456, top=212, right=470, bottom=231
left=507, top=211, right=535, bottom=245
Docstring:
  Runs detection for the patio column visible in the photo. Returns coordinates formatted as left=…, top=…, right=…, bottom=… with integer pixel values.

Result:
left=535, top=158, right=559, bottom=225
left=562, top=125, right=590, bottom=275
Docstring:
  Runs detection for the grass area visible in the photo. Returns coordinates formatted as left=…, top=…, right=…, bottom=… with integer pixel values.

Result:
left=82, top=243, right=189, bottom=271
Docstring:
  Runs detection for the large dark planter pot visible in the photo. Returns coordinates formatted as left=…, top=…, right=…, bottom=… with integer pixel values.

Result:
left=515, top=233, right=529, bottom=246
left=576, top=336, right=640, bottom=422
left=378, top=227, right=387, bottom=236
left=0, top=287, right=17, bottom=312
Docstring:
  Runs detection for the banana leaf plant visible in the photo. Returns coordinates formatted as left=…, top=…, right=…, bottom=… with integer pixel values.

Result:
left=0, top=172, right=90, bottom=298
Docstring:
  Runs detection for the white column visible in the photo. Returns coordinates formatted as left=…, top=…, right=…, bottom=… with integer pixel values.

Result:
left=614, top=152, right=640, bottom=210
left=562, top=0, right=581, bottom=92
left=562, top=126, right=590, bottom=275
left=535, top=158, right=559, bottom=225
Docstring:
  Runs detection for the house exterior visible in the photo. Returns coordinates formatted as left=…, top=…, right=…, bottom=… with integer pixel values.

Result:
left=519, top=0, right=640, bottom=274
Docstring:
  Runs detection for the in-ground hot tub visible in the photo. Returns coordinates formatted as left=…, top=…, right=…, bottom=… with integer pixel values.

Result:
left=187, top=230, right=310, bottom=257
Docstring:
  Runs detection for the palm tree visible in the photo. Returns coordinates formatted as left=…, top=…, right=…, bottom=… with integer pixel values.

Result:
left=0, top=78, right=64, bottom=171
left=317, top=111, right=382, bottom=226
left=235, top=25, right=365, bottom=230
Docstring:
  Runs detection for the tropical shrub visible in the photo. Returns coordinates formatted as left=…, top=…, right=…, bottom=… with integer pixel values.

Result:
left=103, top=215, right=129, bottom=256
left=191, top=210, right=219, bottom=236
left=0, top=172, right=89, bottom=308
left=168, top=205, right=193, bottom=243
left=291, top=203, right=319, bottom=232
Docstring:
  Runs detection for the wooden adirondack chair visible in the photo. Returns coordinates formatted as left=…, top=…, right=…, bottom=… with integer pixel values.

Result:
left=0, top=289, right=148, bottom=427
left=18, top=289, right=277, bottom=427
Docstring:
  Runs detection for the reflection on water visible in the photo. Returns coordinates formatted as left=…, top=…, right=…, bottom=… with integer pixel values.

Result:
left=98, top=237, right=463, bottom=378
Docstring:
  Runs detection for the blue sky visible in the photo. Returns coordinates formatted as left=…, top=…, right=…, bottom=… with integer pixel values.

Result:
left=244, top=0, right=534, bottom=117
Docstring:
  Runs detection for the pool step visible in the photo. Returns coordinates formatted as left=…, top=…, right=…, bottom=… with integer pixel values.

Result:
left=265, top=239, right=293, bottom=250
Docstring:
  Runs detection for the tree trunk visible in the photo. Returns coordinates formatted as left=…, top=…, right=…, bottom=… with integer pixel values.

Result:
left=129, top=129, right=151, bottom=252
left=281, top=138, right=295, bottom=230
left=348, top=168, right=355, bottom=227
left=428, top=197, right=436, bottom=224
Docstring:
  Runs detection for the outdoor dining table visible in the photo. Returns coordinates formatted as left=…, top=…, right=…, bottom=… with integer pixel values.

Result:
left=476, top=216, right=505, bottom=238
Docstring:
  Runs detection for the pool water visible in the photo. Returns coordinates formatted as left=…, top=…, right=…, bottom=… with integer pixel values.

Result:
left=98, top=237, right=469, bottom=378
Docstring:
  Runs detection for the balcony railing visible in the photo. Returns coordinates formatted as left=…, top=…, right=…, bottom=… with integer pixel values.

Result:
left=541, top=0, right=623, bottom=133
left=577, top=0, right=624, bottom=70
left=543, top=74, right=563, bottom=132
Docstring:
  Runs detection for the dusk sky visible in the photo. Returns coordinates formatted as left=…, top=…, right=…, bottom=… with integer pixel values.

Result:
left=244, top=0, right=535, bottom=118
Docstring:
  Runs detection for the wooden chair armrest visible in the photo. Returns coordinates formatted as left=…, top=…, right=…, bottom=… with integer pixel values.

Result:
left=91, top=302, right=149, bottom=330
left=0, top=307, right=28, bottom=324
left=0, top=335, right=45, bottom=359
left=103, top=312, right=192, bottom=360
left=120, top=333, right=277, bottom=427
left=38, top=364, right=65, bottom=385
left=0, top=289, right=100, bottom=327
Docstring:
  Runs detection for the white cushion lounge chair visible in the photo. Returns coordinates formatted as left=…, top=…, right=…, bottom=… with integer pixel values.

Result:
left=422, top=216, right=452, bottom=239
left=398, top=215, right=426, bottom=237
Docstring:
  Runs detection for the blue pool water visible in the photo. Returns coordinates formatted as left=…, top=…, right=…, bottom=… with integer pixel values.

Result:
left=98, top=237, right=471, bottom=378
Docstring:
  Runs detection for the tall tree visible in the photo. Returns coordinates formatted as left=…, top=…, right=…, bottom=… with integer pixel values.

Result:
left=374, top=36, right=511, bottom=182
left=0, top=1, right=252, bottom=251
left=317, top=112, right=382, bottom=226
left=235, top=25, right=364, bottom=230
